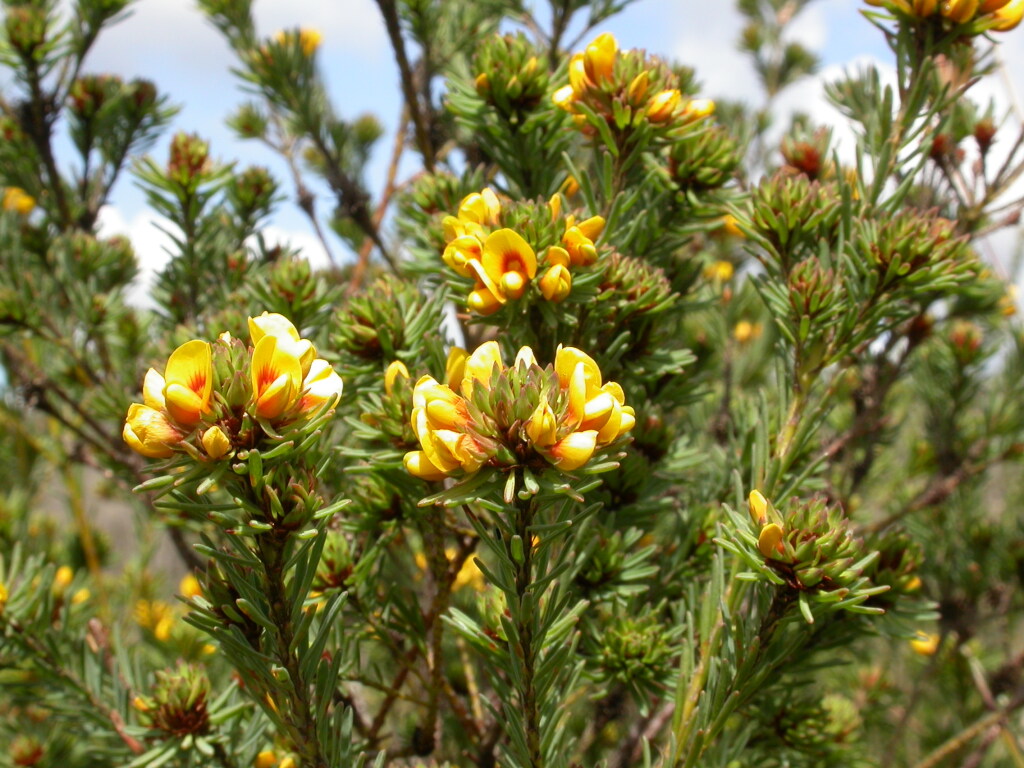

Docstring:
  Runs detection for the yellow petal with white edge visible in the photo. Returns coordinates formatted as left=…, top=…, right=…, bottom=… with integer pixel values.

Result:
left=143, top=368, right=166, bottom=409
left=547, top=430, right=598, bottom=471
left=163, top=340, right=213, bottom=424
left=201, top=426, right=232, bottom=459
left=483, top=228, right=537, bottom=280
left=124, top=404, right=179, bottom=458
left=514, top=346, right=537, bottom=369
left=404, top=450, right=449, bottom=480
left=248, top=312, right=301, bottom=344
left=461, top=341, right=504, bottom=397
left=300, top=358, right=344, bottom=412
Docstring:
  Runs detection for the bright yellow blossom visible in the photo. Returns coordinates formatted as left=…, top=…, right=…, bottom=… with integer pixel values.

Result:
left=583, top=32, right=617, bottom=83
left=157, top=340, right=214, bottom=426
left=251, top=335, right=304, bottom=419
left=179, top=573, right=203, bottom=599
left=3, top=186, right=35, bottom=215
left=201, top=425, right=232, bottom=459
left=298, top=358, right=344, bottom=413
left=255, top=750, right=278, bottom=768
left=910, top=631, right=940, bottom=655
left=385, top=360, right=410, bottom=396
left=275, top=27, right=322, bottom=55
left=757, top=523, right=785, bottom=557
left=53, top=566, right=73, bottom=593
left=991, top=0, right=1024, bottom=27
left=539, top=264, right=572, bottom=302
left=646, top=89, right=681, bottom=123
left=248, top=312, right=316, bottom=376
left=123, top=404, right=180, bottom=458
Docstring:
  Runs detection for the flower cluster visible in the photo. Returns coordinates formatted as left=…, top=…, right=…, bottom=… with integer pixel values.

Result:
left=273, top=27, right=323, bottom=56
left=123, top=312, right=343, bottom=459
left=440, top=188, right=605, bottom=314
left=866, top=0, right=1023, bottom=29
left=402, top=341, right=634, bottom=480
left=552, top=32, right=714, bottom=133
left=2, top=186, right=34, bottom=215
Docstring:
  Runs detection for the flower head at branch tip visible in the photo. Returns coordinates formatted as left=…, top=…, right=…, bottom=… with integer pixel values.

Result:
left=3, top=186, right=35, bottom=215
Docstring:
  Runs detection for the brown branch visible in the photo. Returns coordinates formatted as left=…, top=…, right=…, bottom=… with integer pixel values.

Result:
left=374, top=0, right=435, bottom=171
left=349, top=104, right=410, bottom=294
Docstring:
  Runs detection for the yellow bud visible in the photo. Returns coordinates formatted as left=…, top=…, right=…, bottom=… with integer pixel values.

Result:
left=757, top=523, right=784, bottom=558
left=583, top=32, right=617, bottom=83
left=299, top=28, right=322, bottom=55
left=748, top=490, right=769, bottom=525
left=0, top=581, right=7, bottom=613
left=703, top=260, right=734, bottom=281
left=646, top=89, right=681, bottom=123
left=905, top=575, right=922, bottom=591
left=941, top=0, right=978, bottom=21
left=721, top=214, right=744, bottom=238
left=475, top=72, right=490, bottom=94
left=910, top=631, right=940, bottom=655
left=385, top=360, right=411, bottom=396
left=201, top=426, right=232, bottom=460
left=913, top=0, right=938, bottom=14
left=539, top=264, right=572, bottom=302
left=133, top=696, right=150, bottom=713
left=546, top=246, right=571, bottom=269
left=255, top=750, right=278, bottom=768
left=577, top=215, right=605, bottom=241
left=734, top=321, right=762, bottom=343
left=3, top=187, right=35, bottom=215
left=627, top=71, right=650, bottom=105
left=445, top=347, right=468, bottom=390
left=53, top=566, right=73, bottom=593
left=526, top=401, right=558, bottom=447
left=683, top=98, right=715, bottom=120
left=279, top=758, right=297, bottom=768
left=71, top=588, right=90, bottom=605
left=991, top=0, right=1024, bottom=27
left=179, top=573, right=203, bottom=599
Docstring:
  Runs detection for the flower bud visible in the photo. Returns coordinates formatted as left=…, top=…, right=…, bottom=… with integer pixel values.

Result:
left=627, top=71, right=650, bottom=106
left=583, top=32, right=617, bottom=83
left=201, top=426, right=232, bottom=460
left=646, top=89, right=681, bottom=123
left=385, top=360, right=410, bottom=396
left=757, top=523, right=785, bottom=557
left=540, top=264, right=572, bottom=302
left=748, top=490, right=769, bottom=524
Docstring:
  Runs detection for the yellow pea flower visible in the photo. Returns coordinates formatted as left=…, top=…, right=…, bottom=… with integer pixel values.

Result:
left=646, top=89, right=681, bottom=123
left=445, top=347, right=468, bottom=390
left=248, top=312, right=316, bottom=376
left=255, top=750, right=278, bottom=768
left=749, top=490, right=769, bottom=524
left=457, top=188, right=501, bottom=226
left=910, top=631, right=940, bottom=655
left=385, top=360, right=410, bottom=396
left=201, top=425, right=232, bottom=459
left=568, top=53, right=590, bottom=94
left=480, top=228, right=537, bottom=301
left=547, top=430, right=599, bottom=470
left=53, top=566, right=74, bottom=593
left=941, top=0, right=978, bottom=20
left=757, top=522, right=785, bottom=557
left=123, top=404, right=181, bottom=458
left=179, top=573, right=202, bottom=599
left=991, top=0, right=1024, bottom=27
left=298, top=358, right=344, bottom=413
left=583, top=32, right=617, bottom=84
left=250, top=335, right=304, bottom=420
left=526, top=401, right=558, bottom=447
left=704, top=260, right=734, bottom=281
left=403, top=450, right=449, bottom=481
left=627, top=71, right=650, bottom=106
left=3, top=186, right=35, bottom=215
left=461, top=341, right=504, bottom=397
left=442, top=235, right=483, bottom=278
left=562, top=226, right=599, bottom=266
left=682, top=98, right=715, bottom=120
left=539, top=264, right=572, bottom=302
left=162, top=340, right=213, bottom=426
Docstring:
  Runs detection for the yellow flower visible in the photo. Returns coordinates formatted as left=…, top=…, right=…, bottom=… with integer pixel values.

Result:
left=748, top=490, right=769, bottom=524
left=179, top=573, right=202, bottom=599
left=275, top=27, right=322, bottom=55
left=403, top=450, right=449, bottom=481
left=442, top=235, right=483, bottom=278
left=0, top=581, right=7, bottom=614
left=279, top=757, right=297, bottom=768
left=248, top=312, right=315, bottom=376
left=757, top=522, right=785, bottom=557
left=298, top=358, right=344, bottom=413
left=568, top=53, right=590, bottom=95
left=201, top=425, right=232, bottom=459
left=451, top=550, right=485, bottom=592
left=480, top=228, right=537, bottom=301
left=2, top=186, right=35, bottom=215
left=123, top=404, right=181, bottom=458
left=385, top=360, right=410, bottom=396
left=703, top=260, right=734, bottom=281
left=941, top=0, right=978, bottom=20
left=733, top=321, right=762, bottom=344
left=562, top=226, right=599, bottom=267
left=53, top=566, right=74, bottom=593
left=552, top=84, right=576, bottom=110
left=646, top=89, right=681, bottom=123
left=161, top=340, right=214, bottom=426
left=721, top=214, right=744, bottom=238
left=255, top=750, right=278, bottom=768
left=457, top=188, right=501, bottom=226
left=583, top=32, right=617, bottom=84
left=547, top=430, right=599, bottom=470
left=682, top=98, right=715, bottom=120
left=251, top=335, right=304, bottom=420
left=627, top=71, right=650, bottom=106
left=910, top=631, right=940, bottom=655
left=71, top=588, right=90, bottom=605
left=539, top=264, right=572, bottom=302
left=442, top=214, right=485, bottom=244
left=991, top=0, right=1024, bottom=27
left=461, top=341, right=504, bottom=397
left=135, top=599, right=175, bottom=641
left=979, top=0, right=1011, bottom=11
left=445, top=347, right=468, bottom=390
left=413, top=375, right=471, bottom=430
left=526, top=401, right=558, bottom=447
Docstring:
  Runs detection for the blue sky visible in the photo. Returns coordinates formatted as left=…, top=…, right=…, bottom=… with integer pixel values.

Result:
left=67, top=0, right=1023, bottom=285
